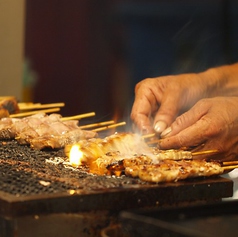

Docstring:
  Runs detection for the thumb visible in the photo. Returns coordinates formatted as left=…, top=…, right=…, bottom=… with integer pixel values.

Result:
left=153, top=94, right=181, bottom=134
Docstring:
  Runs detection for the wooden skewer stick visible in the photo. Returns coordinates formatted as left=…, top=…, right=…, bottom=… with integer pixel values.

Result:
left=146, top=139, right=161, bottom=145
left=92, top=122, right=126, bottom=132
left=18, top=102, right=40, bottom=107
left=192, top=150, right=219, bottom=156
left=223, top=165, right=238, bottom=170
left=10, top=108, right=61, bottom=118
left=142, top=133, right=156, bottom=139
left=19, top=102, right=65, bottom=110
left=79, top=120, right=115, bottom=129
left=61, top=112, right=96, bottom=121
left=0, top=96, right=16, bottom=100
left=223, top=161, right=238, bottom=166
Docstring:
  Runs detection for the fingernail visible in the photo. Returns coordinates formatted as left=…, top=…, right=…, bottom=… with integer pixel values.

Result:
left=141, top=127, right=149, bottom=135
left=154, top=121, right=167, bottom=133
left=161, top=126, right=172, bottom=138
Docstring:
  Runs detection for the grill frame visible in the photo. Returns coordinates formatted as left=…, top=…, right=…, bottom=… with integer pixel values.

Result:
left=0, top=140, right=233, bottom=218
left=0, top=176, right=233, bottom=218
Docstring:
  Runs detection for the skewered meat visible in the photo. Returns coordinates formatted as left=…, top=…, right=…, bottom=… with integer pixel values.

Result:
left=64, top=132, right=226, bottom=183
left=86, top=150, right=225, bottom=183
left=30, top=129, right=97, bottom=150
left=0, top=117, right=19, bottom=139
left=152, top=148, right=192, bottom=160
left=0, top=97, right=19, bottom=118
left=65, top=133, right=154, bottom=162
left=65, top=132, right=193, bottom=164
left=92, top=153, right=153, bottom=175
left=125, top=159, right=224, bottom=183
left=89, top=151, right=224, bottom=183
left=0, top=112, right=97, bottom=149
left=0, top=107, right=10, bottom=118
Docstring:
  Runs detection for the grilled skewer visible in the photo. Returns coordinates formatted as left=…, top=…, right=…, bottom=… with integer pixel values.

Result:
left=92, top=152, right=238, bottom=183
left=65, top=133, right=219, bottom=163
left=0, top=112, right=97, bottom=149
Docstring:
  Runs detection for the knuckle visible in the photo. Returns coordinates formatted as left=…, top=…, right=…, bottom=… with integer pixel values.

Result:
left=135, top=78, right=150, bottom=91
left=196, top=98, right=211, bottom=108
left=173, top=114, right=187, bottom=127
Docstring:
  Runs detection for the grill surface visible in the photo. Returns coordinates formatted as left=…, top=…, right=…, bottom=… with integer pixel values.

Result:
left=0, top=140, right=148, bottom=196
left=0, top=140, right=233, bottom=218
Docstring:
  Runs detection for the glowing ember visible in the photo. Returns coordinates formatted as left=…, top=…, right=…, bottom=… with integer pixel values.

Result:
left=69, top=144, right=84, bottom=167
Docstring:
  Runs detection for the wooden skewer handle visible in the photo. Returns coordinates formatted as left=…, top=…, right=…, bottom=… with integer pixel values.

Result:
left=92, top=122, right=126, bottom=132
left=192, top=150, right=219, bottom=156
left=19, top=102, right=65, bottom=110
left=79, top=120, right=114, bottom=129
left=142, top=133, right=156, bottom=139
left=10, top=108, right=61, bottom=118
left=223, top=165, right=238, bottom=170
left=223, top=161, right=238, bottom=166
left=61, top=112, right=96, bottom=121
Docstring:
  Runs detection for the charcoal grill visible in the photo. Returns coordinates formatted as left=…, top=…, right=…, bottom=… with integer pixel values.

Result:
left=0, top=140, right=233, bottom=237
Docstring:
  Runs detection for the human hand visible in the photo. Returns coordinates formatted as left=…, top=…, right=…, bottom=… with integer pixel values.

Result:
left=130, top=73, right=209, bottom=134
left=159, top=97, right=238, bottom=161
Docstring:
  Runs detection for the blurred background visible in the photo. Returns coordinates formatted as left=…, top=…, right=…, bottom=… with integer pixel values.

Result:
left=1, top=0, right=238, bottom=123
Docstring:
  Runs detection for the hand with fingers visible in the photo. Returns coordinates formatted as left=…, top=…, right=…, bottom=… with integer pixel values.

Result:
left=159, top=97, right=238, bottom=161
left=131, top=63, right=238, bottom=160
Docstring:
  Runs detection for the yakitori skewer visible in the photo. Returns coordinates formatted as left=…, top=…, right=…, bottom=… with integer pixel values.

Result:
left=92, top=122, right=126, bottom=132
left=79, top=120, right=114, bottom=129
left=61, top=112, right=96, bottom=121
left=142, top=133, right=156, bottom=139
left=18, top=102, right=65, bottom=110
left=10, top=108, right=61, bottom=118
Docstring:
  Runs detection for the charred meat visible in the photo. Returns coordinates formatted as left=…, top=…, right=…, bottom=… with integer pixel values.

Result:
left=65, top=132, right=193, bottom=164
left=0, top=97, right=19, bottom=118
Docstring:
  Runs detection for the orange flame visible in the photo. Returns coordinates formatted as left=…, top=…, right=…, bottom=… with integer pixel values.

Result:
left=69, top=144, right=84, bottom=167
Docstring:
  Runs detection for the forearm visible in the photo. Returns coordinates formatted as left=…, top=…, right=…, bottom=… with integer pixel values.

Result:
left=199, top=63, right=238, bottom=97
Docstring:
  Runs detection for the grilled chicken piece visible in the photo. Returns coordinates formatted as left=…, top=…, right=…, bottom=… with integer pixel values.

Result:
left=30, top=128, right=97, bottom=150
left=65, top=133, right=156, bottom=162
left=0, top=107, right=9, bottom=118
left=87, top=148, right=223, bottom=183
left=64, top=132, right=224, bottom=183
left=65, top=132, right=196, bottom=177
left=0, top=97, right=19, bottom=118
left=0, top=113, right=97, bottom=149
left=106, top=155, right=153, bottom=176
left=152, top=148, right=192, bottom=160
left=0, top=117, right=19, bottom=139
left=65, top=133, right=193, bottom=164
left=13, top=113, right=80, bottom=145
left=89, top=150, right=192, bottom=176
left=125, top=159, right=224, bottom=183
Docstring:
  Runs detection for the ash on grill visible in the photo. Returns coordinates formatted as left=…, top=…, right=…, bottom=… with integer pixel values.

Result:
left=0, top=140, right=148, bottom=197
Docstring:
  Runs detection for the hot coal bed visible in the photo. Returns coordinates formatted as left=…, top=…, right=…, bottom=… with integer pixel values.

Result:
left=0, top=140, right=233, bottom=237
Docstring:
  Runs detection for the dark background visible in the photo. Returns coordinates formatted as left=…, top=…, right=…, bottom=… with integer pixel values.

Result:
left=24, top=0, right=238, bottom=125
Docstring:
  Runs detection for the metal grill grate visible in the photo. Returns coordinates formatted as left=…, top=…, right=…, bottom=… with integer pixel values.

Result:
left=0, top=140, right=233, bottom=218
left=0, top=140, right=147, bottom=197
